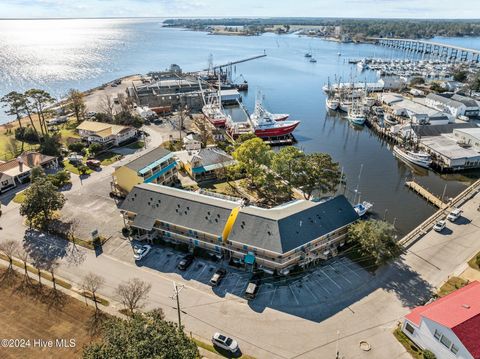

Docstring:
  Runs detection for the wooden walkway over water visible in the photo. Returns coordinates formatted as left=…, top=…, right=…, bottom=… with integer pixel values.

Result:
left=405, top=181, right=446, bottom=209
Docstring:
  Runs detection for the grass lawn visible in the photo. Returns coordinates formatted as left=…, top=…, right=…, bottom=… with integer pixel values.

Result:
left=0, top=268, right=101, bottom=359
left=62, top=159, right=93, bottom=176
left=124, top=140, right=144, bottom=149
left=393, top=326, right=423, bottom=359
left=437, top=276, right=469, bottom=297
left=96, top=151, right=123, bottom=166
left=468, top=251, right=480, bottom=271
left=12, top=191, right=26, bottom=204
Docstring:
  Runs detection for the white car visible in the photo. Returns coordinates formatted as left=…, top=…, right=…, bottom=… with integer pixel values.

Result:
left=447, top=208, right=462, bottom=222
left=433, top=220, right=446, bottom=232
left=212, top=332, right=239, bottom=353
left=133, top=244, right=151, bottom=261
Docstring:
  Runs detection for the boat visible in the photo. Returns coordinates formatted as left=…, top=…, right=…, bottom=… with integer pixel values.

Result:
left=339, top=100, right=351, bottom=112
left=309, top=57, right=317, bottom=63
left=326, top=97, right=340, bottom=111
left=249, top=95, right=300, bottom=138
left=357, top=59, right=366, bottom=71
left=304, top=52, right=312, bottom=58
left=250, top=98, right=289, bottom=122
left=384, top=114, right=398, bottom=126
left=202, top=99, right=229, bottom=127
left=347, top=106, right=366, bottom=126
left=393, top=146, right=432, bottom=169
left=354, top=201, right=373, bottom=217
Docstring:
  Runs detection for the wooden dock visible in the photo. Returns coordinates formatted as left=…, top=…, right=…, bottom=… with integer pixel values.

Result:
left=405, top=181, right=446, bottom=208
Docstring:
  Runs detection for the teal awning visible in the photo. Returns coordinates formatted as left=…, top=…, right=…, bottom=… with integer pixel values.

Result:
left=244, top=252, right=256, bottom=265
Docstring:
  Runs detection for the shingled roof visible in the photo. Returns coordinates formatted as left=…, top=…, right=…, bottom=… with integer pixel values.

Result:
left=120, top=183, right=359, bottom=254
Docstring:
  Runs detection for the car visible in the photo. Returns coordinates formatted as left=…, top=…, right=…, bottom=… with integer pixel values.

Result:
left=133, top=244, right=151, bottom=261
left=177, top=254, right=194, bottom=270
left=447, top=208, right=462, bottom=222
left=211, top=332, right=239, bottom=353
left=433, top=220, right=446, bottom=232
left=86, top=159, right=101, bottom=169
left=244, top=274, right=261, bottom=300
left=209, top=268, right=227, bottom=286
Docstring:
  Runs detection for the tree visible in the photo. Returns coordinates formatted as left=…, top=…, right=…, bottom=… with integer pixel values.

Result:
left=430, top=81, right=445, bottom=93
left=271, top=146, right=305, bottom=184
left=25, top=89, right=54, bottom=136
left=16, top=247, right=31, bottom=284
left=116, top=278, right=152, bottom=316
left=468, top=71, right=480, bottom=93
left=88, top=142, right=104, bottom=156
left=82, top=309, right=199, bottom=359
left=99, top=95, right=115, bottom=120
left=231, top=137, right=272, bottom=188
left=1, top=91, right=26, bottom=152
left=348, top=219, right=401, bottom=265
left=67, top=89, right=86, bottom=123
left=30, top=166, right=46, bottom=182
left=453, top=68, right=468, bottom=83
left=0, top=239, right=19, bottom=273
left=5, top=137, right=19, bottom=157
left=68, top=141, right=86, bottom=153
left=19, top=177, right=66, bottom=229
left=423, top=349, right=436, bottom=359
left=410, top=77, right=425, bottom=86
left=48, top=170, right=71, bottom=189
left=39, top=133, right=62, bottom=156
left=82, top=272, right=105, bottom=312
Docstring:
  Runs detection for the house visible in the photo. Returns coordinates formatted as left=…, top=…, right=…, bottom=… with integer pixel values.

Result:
left=112, top=146, right=177, bottom=193
left=120, top=184, right=359, bottom=272
left=175, top=147, right=235, bottom=182
left=0, top=152, right=58, bottom=193
left=182, top=134, right=202, bottom=151
left=76, top=121, right=137, bottom=147
left=402, top=281, right=480, bottom=359
left=425, top=94, right=467, bottom=117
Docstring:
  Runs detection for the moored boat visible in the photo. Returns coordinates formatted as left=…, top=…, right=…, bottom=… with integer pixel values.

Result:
left=393, top=146, right=432, bottom=169
left=326, top=97, right=340, bottom=111
left=354, top=201, right=373, bottom=217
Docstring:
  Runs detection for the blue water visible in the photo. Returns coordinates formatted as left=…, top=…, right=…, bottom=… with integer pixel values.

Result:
left=1, top=18, right=479, bottom=234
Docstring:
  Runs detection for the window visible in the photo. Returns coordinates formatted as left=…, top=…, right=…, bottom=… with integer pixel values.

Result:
left=440, top=335, right=452, bottom=349
left=404, top=323, right=415, bottom=335
left=451, top=344, right=459, bottom=355
left=434, top=329, right=441, bottom=340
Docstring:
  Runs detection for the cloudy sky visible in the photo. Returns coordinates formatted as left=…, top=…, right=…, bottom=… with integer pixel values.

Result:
left=1, top=0, right=479, bottom=19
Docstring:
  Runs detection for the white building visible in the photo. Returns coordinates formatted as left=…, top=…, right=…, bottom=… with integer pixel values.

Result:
left=402, top=280, right=480, bottom=359
left=183, top=134, right=202, bottom=151
left=453, top=128, right=480, bottom=151
left=451, top=94, right=480, bottom=117
left=76, top=121, right=137, bottom=147
left=426, top=94, right=467, bottom=117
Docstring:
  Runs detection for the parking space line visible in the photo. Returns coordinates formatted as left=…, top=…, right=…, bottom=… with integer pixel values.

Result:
left=328, top=264, right=352, bottom=284
left=302, top=282, right=319, bottom=301
left=309, top=274, right=332, bottom=295
left=288, top=285, right=300, bottom=305
left=193, top=263, right=208, bottom=280
left=338, top=257, right=363, bottom=278
left=269, top=286, right=278, bottom=306
left=319, top=268, right=342, bottom=289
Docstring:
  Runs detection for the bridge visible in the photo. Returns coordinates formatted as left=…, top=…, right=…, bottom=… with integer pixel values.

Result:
left=369, top=37, right=480, bottom=63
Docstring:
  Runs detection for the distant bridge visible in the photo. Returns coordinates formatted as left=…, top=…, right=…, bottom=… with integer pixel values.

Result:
left=369, top=37, right=480, bottom=63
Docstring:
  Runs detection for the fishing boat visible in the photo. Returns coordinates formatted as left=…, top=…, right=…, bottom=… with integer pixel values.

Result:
left=249, top=95, right=300, bottom=138
left=250, top=97, right=289, bottom=122
left=326, top=97, right=340, bottom=111
left=200, top=77, right=230, bottom=127
left=354, top=201, right=373, bottom=217
left=393, top=146, right=432, bottom=169
left=339, top=100, right=351, bottom=113
left=347, top=106, right=366, bottom=126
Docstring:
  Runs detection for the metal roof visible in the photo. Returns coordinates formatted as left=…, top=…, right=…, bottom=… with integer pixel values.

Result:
left=412, top=123, right=478, bottom=137
left=120, top=184, right=359, bottom=254
left=124, top=146, right=173, bottom=173
left=427, top=93, right=465, bottom=110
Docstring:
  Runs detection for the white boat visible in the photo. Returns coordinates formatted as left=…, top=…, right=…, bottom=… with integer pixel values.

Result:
left=339, top=100, right=351, bottom=112
left=347, top=107, right=366, bottom=126
left=357, top=60, right=366, bottom=71
left=383, top=113, right=398, bottom=126
left=250, top=96, right=289, bottom=122
left=354, top=201, right=373, bottom=217
left=326, top=97, right=340, bottom=111
left=310, top=58, right=317, bottom=63
left=393, top=146, right=432, bottom=169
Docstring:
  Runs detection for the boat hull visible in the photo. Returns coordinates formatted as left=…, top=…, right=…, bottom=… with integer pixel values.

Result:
left=254, top=121, right=300, bottom=138
left=393, top=146, right=431, bottom=169
left=326, top=98, right=339, bottom=111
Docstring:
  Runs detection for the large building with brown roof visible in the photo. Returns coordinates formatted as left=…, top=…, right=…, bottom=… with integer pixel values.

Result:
left=76, top=121, right=137, bottom=147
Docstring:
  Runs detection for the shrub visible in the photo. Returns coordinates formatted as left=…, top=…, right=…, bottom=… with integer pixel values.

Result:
left=476, top=254, right=480, bottom=267
left=88, top=142, right=104, bottom=156
left=68, top=142, right=85, bottom=153
left=48, top=170, right=71, bottom=188
left=15, top=126, right=39, bottom=143
left=40, top=135, right=62, bottom=156
left=423, top=349, right=436, bottom=359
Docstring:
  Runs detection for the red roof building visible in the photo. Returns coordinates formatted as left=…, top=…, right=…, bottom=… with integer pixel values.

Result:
left=402, top=281, right=480, bottom=359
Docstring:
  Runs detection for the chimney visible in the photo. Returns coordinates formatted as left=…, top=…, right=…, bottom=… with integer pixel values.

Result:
left=17, top=156, right=24, bottom=173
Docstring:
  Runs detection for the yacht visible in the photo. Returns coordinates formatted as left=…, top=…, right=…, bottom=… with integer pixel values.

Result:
left=393, top=146, right=432, bottom=169
left=354, top=201, right=373, bottom=217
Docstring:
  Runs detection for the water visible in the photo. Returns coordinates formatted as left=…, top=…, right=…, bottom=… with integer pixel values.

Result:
left=1, top=18, right=479, bottom=235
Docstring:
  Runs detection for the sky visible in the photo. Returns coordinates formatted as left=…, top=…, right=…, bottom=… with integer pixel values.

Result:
left=0, top=0, right=480, bottom=19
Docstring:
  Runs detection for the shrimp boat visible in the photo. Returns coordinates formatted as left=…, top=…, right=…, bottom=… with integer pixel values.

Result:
left=393, top=146, right=432, bottom=169
left=250, top=97, right=289, bottom=122
left=346, top=95, right=366, bottom=125
left=250, top=95, right=300, bottom=138
left=200, top=77, right=229, bottom=127
left=326, top=97, right=340, bottom=111
left=354, top=201, right=373, bottom=217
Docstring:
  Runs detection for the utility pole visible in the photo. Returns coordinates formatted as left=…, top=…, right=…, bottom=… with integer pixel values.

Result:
left=171, top=282, right=185, bottom=329
left=335, top=330, right=340, bottom=359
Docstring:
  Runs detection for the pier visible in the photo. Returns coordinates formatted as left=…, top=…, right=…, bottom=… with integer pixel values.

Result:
left=405, top=181, right=447, bottom=209
left=205, top=53, right=267, bottom=71
left=370, top=37, right=480, bottom=63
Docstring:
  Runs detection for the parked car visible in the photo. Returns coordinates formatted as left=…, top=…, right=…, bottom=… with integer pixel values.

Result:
left=209, top=268, right=227, bottom=286
left=433, top=220, right=446, bottom=232
left=177, top=254, right=194, bottom=270
left=68, top=153, right=83, bottom=164
left=86, top=159, right=101, bottom=169
left=244, top=275, right=261, bottom=300
left=211, top=333, right=239, bottom=353
left=133, top=244, right=151, bottom=261
left=447, top=208, right=462, bottom=222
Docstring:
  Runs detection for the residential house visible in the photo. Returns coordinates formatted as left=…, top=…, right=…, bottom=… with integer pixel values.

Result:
left=183, top=134, right=202, bottom=151
left=112, top=146, right=177, bottom=193
left=402, top=281, right=480, bottom=359
left=175, top=147, right=235, bottom=182
left=0, top=152, right=58, bottom=193
left=120, top=184, right=359, bottom=272
left=76, top=121, right=137, bottom=147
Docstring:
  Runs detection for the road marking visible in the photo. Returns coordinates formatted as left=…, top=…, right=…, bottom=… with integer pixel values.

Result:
left=338, top=257, right=362, bottom=278
left=328, top=264, right=352, bottom=284
left=269, top=286, right=278, bottom=305
left=288, top=285, right=300, bottom=305
left=303, top=282, right=319, bottom=301
left=193, top=263, right=208, bottom=281
left=319, top=268, right=342, bottom=289
left=309, top=273, right=332, bottom=294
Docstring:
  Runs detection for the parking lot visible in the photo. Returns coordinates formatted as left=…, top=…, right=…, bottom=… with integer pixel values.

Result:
left=102, top=237, right=373, bottom=313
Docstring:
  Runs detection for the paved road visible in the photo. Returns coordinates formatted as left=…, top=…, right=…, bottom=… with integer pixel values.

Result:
left=2, top=169, right=480, bottom=358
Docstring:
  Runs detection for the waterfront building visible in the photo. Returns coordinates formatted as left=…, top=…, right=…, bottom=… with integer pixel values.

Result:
left=453, top=128, right=480, bottom=151
left=112, top=146, right=177, bottom=193
left=175, top=147, right=235, bottom=182
left=425, top=94, right=467, bottom=118
left=450, top=94, right=480, bottom=117
left=0, top=152, right=58, bottom=193
left=76, top=121, right=137, bottom=147
left=402, top=281, right=480, bottom=359
left=120, top=184, right=359, bottom=272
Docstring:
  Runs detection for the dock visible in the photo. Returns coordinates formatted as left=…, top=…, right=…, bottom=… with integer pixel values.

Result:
left=405, top=181, right=446, bottom=208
